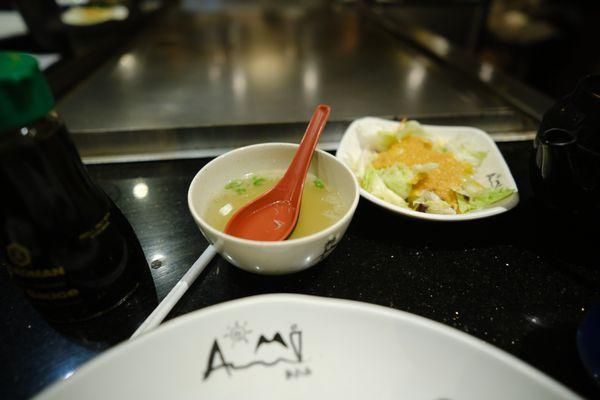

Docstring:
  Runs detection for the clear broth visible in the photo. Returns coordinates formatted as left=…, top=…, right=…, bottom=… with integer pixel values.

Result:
left=204, top=172, right=347, bottom=240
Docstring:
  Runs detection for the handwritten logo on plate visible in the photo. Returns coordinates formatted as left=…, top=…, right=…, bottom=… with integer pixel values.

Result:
left=203, top=323, right=308, bottom=381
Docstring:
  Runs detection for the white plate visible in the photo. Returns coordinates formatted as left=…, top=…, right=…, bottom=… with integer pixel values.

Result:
left=37, top=294, right=579, bottom=400
left=336, top=117, right=519, bottom=221
left=61, top=6, right=129, bottom=26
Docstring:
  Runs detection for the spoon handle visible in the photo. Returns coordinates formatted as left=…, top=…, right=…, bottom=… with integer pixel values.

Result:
left=281, top=104, right=331, bottom=200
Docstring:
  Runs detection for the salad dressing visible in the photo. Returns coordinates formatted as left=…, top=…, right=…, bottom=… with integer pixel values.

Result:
left=372, top=135, right=472, bottom=208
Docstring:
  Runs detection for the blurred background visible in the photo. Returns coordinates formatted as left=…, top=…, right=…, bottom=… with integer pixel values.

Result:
left=1, top=0, right=598, bottom=162
left=1, top=0, right=598, bottom=100
left=382, top=0, right=600, bottom=99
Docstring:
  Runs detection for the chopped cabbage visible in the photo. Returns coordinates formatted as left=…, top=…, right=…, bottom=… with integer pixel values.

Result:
left=365, top=120, right=427, bottom=152
left=354, top=149, right=377, bottom=178
left=373, top=130, right=398, bottom=152
left=454, top=177, right=485, bottom=198
left=412, top=190, right=456, bottom=215
left=377, top=164, right=416, bottom=199
left=456, top=194, right=471, bottom=214
left=356, top=121, right=399, bottom=151
left=411, top=162, right=438, bottom=173
left=361, top=167, right=408, bottom=207
left=456, top=187, right=514, bottom=213
left=444, top=140, right=487, bottom=167
left=396, top=120, right=426, bottom=138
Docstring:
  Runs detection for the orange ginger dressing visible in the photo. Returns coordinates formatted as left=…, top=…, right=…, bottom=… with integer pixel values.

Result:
left=372, top=135, right=472, bottom=209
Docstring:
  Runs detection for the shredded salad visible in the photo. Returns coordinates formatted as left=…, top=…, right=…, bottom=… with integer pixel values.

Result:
left=350, top=120, right=514, bottom=215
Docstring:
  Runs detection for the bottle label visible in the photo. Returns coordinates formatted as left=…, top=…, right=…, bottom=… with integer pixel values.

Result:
left=2, top=210, right=138, bottom=313
left=6, top=242, right=31, bottom=267
left=25, top=288, right=80, bottom=300
left=78, top=212, right=110, bottom=240
left=7, top=265, right=65, bottom=278
left=3, top=241, right=80, bottom=305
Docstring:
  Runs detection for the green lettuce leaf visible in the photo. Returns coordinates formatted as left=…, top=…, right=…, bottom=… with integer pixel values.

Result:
left=457, top=187, right=515, bottom=213
left=373, top=130, right=398, bottom=151
left=377, top=164, right=416, bottom=199
left=361, top=167, right=408, bottom=207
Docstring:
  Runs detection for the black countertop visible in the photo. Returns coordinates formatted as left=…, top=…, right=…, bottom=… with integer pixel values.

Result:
left=1, top=140, right=599, bottom=399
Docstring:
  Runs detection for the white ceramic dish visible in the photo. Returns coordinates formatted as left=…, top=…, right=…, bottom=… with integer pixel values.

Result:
left=61, top=6, right=128, bottom=26
left=36, top=294, right=580, bottom=400
left=336, top=117, right=519, bottom=221
left=188, top=143, right=360, bottom=275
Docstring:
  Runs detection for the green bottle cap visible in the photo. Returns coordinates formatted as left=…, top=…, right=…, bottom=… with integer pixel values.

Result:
left=0, top=52, right=55, bottom=134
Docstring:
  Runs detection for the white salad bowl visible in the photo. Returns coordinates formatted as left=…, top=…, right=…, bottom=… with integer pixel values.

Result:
left=336, top=117, right=519, bottom=221
left=36, top=294, right=581, bottom=400
left=188, top=143, right=360, bottom=275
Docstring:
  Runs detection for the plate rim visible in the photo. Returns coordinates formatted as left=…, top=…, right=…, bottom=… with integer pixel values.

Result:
left=335, top=117, right=520, bottom=221
left=37, top=293, right=580, bottom=400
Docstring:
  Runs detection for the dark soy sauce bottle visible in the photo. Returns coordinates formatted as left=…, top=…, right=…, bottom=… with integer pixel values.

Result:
left=0, top=52, right=147, bottom=322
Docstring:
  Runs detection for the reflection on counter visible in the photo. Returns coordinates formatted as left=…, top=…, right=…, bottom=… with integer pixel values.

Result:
left=56, top=1, right=508, bottom=132
left=133, top=181, right=149, bottom=198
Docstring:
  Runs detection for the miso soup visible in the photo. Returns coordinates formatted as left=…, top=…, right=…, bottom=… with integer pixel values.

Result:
left=204, top=171, right=348, bottom=240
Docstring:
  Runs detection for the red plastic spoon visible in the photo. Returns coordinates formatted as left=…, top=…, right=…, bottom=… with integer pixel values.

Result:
left=224, top=104, right=331, bottom=241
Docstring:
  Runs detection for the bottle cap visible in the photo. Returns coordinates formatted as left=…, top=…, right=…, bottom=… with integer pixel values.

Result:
left=0, top=52, right=55, bottom=134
